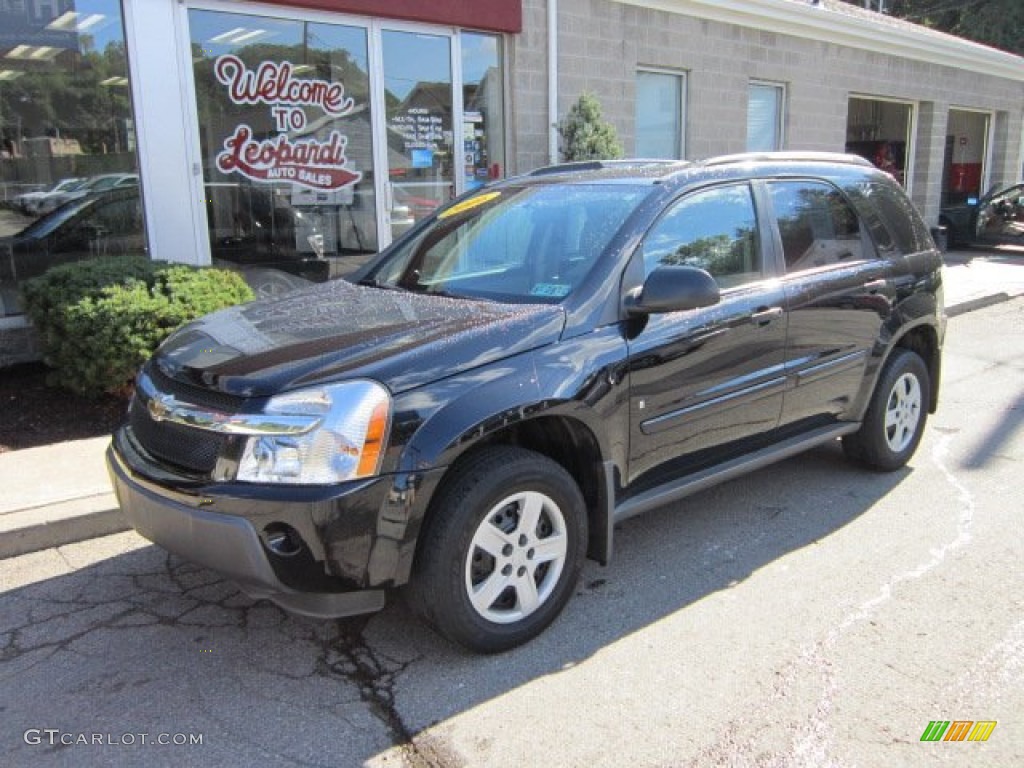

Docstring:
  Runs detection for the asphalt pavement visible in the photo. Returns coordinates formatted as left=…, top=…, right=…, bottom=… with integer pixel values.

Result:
left=1, top=248, right=1022, bottom=559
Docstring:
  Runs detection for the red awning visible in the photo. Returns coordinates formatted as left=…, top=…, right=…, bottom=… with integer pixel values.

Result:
left=273, top=0, right=522, bottom=33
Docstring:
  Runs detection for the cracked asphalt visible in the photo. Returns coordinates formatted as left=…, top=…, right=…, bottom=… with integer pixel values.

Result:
left=2, top=300, right=1022, bottom=768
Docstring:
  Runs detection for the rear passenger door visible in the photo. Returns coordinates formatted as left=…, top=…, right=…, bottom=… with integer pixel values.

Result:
left=626, top=183, right=787, bottom=484
left=767, top=179, right=893, bottom=428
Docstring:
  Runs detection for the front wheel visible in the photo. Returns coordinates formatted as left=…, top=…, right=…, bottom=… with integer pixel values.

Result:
left=408, top=446, right=587, bottom=653
left=843, top=348, right=930, bottom=471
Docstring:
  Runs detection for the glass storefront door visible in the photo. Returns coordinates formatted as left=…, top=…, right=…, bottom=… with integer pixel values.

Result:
left=379, top=29, right=455, bottom=241
left=188, top=8, right=380, bottom=294
left=185, top=7, right=502, bottom=291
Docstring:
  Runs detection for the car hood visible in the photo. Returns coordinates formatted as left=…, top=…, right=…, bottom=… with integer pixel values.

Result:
left=152, top=280, right=566, bottom=397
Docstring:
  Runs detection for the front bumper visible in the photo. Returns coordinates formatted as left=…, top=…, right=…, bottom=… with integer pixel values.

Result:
left=107, top=430, right=439, bottom=619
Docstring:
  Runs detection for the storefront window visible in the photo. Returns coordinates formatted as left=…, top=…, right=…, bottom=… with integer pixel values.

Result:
left=0, top=0, right=143, bottom=317
left=189, top=10, right=377, bottom=292
left=382, top=29, right=454, bottom=240
left=461, top=31, right=505, bottom=191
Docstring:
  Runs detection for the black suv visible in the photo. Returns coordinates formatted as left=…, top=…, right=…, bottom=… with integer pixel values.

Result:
left=108, top=153, right=945, bottom=652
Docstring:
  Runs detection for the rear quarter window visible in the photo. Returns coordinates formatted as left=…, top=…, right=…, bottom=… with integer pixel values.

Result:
left=847, top=181, right=933, bottom=255
left=767, top=180, right=867, bottom=272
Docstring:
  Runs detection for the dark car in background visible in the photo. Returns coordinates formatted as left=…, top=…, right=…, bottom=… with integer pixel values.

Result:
left=940, top=182, right=1024, bottom=247
left=108, top=152, right=945, bottom=652
left=0, top=188, right=146, bottom=315
left=0, top=185, right=327, bottom=313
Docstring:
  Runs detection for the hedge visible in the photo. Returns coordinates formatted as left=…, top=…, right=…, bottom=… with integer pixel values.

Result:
left=21, top=256, right=254, bottom=397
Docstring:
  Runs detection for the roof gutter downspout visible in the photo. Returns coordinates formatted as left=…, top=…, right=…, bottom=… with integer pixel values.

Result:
left=548, top=0, right=559, bottom=164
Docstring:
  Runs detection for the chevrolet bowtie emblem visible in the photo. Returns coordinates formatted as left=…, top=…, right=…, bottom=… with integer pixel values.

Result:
left=147, top=393, right=174, bottom=422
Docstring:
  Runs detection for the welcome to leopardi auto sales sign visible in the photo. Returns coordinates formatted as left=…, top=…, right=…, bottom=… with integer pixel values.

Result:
left=213, top=54, right=362, bottom=192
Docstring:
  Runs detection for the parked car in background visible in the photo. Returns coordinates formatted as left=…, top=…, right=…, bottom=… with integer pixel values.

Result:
left=34, top=173, right=139, bottom=216
left=13, top=177, right=84, bottom=215
left=0, top=185, right=327, bottom=311
left=108, top=152, right=945, bottom=652
left=940, top=182, right=1024, bottom=247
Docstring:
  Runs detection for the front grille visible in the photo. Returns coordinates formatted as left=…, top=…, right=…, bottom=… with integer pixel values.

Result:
left=129, top=400, right=229, bottom=474
left=148, top=363, right=244, bottom=412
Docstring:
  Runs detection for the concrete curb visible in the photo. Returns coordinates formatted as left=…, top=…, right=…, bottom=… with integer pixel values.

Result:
left=0, top=494, right=128, bottom=560
left=1, top=279, right=1020, bottom=561
left=945, top=292, right=1013, bottom=318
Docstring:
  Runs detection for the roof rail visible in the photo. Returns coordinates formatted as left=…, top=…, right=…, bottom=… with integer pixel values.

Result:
left=527, top=158, right=685, bottom=176
left=701, top=151, right=874, bottom=169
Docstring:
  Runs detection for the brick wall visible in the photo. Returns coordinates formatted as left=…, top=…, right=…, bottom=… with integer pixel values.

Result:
left=510, top=0, right=1024, bottom=225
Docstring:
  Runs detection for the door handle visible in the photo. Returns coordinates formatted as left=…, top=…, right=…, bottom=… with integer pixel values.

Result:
left=863, top=278, right=888, bottom=293
left=750, top=306, right=783, bottom=325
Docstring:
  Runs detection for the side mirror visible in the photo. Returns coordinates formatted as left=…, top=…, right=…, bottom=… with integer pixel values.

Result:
left=628, top=265, right=720, bottom=315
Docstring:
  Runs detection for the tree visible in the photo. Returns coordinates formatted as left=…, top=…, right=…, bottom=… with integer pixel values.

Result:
left=559, top=92, right=623, bottom=162
left=843, top=0, right=1024, bottom=56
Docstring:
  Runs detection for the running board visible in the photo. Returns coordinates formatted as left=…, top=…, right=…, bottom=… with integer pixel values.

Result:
left=613, top=423, right=860, bottom=523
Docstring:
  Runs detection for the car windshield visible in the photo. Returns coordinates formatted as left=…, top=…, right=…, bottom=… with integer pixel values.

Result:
left=361, top=183, right=649, bottom=303
left=16, top=196, right=100, bottom=239
left=89, top=176, right=125, bottom=192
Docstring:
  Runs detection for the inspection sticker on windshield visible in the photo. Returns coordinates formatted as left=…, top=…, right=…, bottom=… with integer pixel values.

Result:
left=438, top=191, right=502, bottom=219
left=530, top=283, right=571, bottom=298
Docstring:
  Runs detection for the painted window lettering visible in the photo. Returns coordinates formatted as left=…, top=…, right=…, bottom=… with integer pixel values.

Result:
left=212, top=54, right=362, bottom=193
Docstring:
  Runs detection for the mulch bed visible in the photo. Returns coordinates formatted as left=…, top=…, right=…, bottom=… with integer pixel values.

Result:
left=0, top=363, right=128, bottom=453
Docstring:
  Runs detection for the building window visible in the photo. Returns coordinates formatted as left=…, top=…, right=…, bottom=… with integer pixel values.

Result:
left=0, top=0, right=144, bottom=318
left=635, top=70, right=685, bottom=159
left=747, top=82, right=785, bottom=152
left=461, top=31, right=505, bottom=191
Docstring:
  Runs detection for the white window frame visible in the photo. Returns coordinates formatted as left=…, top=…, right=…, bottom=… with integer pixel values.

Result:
left=635, top=67, right=686, bottom=160
left=746, top=80, right=786, bottom=152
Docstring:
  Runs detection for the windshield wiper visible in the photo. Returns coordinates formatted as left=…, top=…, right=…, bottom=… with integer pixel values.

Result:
left=356, top=278, right=410, bottom=293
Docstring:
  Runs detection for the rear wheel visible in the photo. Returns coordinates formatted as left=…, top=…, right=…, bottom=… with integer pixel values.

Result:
left=843, top=348, right=929, bottom=471
left=408, top=446, right=587, bottom=653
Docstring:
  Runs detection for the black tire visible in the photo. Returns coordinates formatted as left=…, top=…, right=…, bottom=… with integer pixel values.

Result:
left=843, top=348, right=930, bottom=471
left=408, top=446, right=587, bottom=653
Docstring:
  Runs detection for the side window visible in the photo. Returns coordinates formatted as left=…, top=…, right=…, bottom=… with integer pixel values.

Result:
left=641, top=184, right=761, bottom=290
left=88, top=197, right=143, bottom=236
left=843, top=182, right=896, bottom=256
left=768, top=181, right=866, bottom=272
left=868, top=182, right=932, bottom=254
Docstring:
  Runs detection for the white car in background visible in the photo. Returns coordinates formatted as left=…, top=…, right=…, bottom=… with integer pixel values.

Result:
left=14, top=178, right=84, bottom=215
left=35, top=173, right=138, bottom=216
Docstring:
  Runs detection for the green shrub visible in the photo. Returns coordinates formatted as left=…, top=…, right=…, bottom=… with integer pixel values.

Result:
left=21, top=256, right=254, bottom=397
left=559, top=92, right=624, bottom=162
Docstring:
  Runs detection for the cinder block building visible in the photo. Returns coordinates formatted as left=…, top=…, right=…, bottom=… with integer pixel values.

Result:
left=1, top=0, right=1022, bottom=363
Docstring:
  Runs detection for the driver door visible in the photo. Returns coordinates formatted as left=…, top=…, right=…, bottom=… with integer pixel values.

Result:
left=626, top=183, right=787, bottom=485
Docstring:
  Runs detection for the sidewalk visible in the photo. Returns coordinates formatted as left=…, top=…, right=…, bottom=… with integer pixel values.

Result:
left=2, top=249, right=1022, bottom=559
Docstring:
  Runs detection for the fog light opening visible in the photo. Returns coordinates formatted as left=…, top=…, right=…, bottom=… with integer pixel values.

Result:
left=263, top=523, right=304, bottom=558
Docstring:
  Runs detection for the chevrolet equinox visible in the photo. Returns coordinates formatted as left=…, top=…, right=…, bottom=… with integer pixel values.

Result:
left=108, top=153, right=945, bottom=652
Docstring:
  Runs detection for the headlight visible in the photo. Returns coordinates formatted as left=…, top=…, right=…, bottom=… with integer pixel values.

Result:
left=235, top=380, right=391, bottom=484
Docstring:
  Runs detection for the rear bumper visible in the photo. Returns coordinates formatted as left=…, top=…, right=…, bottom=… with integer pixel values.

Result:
left=107, top=441, right=385, bottom=619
